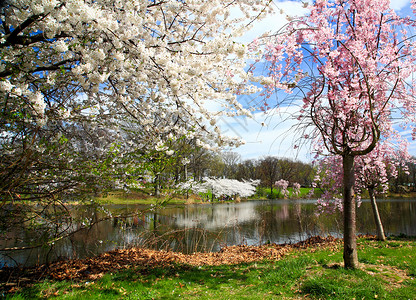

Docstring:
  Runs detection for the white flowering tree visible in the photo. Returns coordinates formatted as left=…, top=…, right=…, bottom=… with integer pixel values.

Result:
left=0, top=0, right=271, bottom=249
left=0, top=0, right=271, bottom=198
left=177, top=178, right=260, bottom=201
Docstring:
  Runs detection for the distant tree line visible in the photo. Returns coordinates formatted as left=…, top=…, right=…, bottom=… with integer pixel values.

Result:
left=154, top=148, right=416, bottom=198
left=151, top=149, right=313, bottom=196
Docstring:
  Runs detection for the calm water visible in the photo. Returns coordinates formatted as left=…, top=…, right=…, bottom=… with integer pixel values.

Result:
left=1, top=199, right=415, bottom=267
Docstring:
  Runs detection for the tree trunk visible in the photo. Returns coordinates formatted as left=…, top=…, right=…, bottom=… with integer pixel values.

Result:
left=368, top=187, right=386, bottom=241
left=154, top=174, right=160, bottom=198
left=342, top=154, right=359, bottom=269
left=152, top=212, right=158, bottom=231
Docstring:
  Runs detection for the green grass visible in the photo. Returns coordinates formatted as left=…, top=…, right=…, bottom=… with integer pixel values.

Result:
left=95, top=191, right=189, bottom=205
left=5, top=237, right=416, bottom=299
left=251, top=186, right=315, bottom=200
left=299, top=237, right=416, bottom=299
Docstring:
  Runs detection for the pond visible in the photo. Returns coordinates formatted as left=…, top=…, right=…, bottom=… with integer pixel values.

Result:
left=1, top=199, right=415, bottom=267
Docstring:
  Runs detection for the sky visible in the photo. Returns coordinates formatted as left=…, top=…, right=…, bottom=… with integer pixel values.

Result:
left=217, top=0, right=416, bottom=162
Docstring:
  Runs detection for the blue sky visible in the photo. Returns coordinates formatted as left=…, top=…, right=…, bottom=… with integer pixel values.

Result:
left=218, top=0, right=416, bottom=162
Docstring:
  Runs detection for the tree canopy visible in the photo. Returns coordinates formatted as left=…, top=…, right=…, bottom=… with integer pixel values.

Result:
left=0, top=0, right=272, bottom=250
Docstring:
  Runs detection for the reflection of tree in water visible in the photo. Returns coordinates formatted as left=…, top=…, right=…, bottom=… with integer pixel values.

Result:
left=357, top=200, right=416, bottom=237
left=257, top=201, right=343, bottom=245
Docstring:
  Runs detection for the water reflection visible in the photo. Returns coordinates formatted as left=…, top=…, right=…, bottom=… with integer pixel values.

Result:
left=1, top=199, right=415, bottom=267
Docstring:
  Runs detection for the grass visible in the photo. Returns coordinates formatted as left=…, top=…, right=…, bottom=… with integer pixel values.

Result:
left=95, top=190, right=193, bottom=205
left=5, top=237, right=416, bottom=299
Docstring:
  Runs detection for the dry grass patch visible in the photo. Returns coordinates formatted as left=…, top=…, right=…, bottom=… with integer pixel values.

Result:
left=363, top=264, right=409, bottom=289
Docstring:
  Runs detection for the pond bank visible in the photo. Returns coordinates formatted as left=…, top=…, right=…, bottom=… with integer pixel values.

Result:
left=2, top=236, right=415, bottom=299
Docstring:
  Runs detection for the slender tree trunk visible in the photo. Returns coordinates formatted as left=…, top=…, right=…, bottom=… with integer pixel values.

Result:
left=174, top=167, right=179, bottom=183
left=184, top=165, right=189, bottom=199
left=154, top=174, right=160, bottom=198
left=368, top=187, right=386, bottom=241
left=343, top=154, right=359, bottom=269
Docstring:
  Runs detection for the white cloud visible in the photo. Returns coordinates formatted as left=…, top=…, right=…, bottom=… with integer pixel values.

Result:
left=390, top=0, right=410, bottom=11
left=396, top=128, right=416, bottom=157
left=217, top=106, right=314, bottom=162
left=237, top=1, right=310, bottom=44
left=225, top=109, right=416, bottom=162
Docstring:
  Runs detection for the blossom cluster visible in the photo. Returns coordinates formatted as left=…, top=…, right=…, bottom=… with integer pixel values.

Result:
left=1, top=0, right=270, bottom=152
left=177, top=178, right=260, bottom=199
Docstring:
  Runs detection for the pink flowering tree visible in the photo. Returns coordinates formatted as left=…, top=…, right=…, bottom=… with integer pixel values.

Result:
left=314, top=141, right=411, bottom=241
left=275, top=179, right=289, bottom=198
left=354, top=143, right=412, bottom=241
left=257, top=0, right=416, bottom=268
left=275, top=179, right=301, bottom=198
left=292, top=182, right=301, bottom=198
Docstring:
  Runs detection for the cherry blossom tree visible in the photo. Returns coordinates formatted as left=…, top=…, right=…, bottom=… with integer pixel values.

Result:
left=258, top=0, right=416, bottom=268
left=0, top=0, right=272, bottom=250
left=0, top=0, right=271, bottom=200
left=275, top=178, right=289, bottom=198
left=275, top=179, right=301, bottom=198
left=292, top=182, right=301, bottom=198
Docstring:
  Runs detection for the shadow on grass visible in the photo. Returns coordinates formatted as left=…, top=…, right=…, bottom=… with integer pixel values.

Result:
left=65, top=263, right=254, bottom=300
left=110, top=263, right=250, bottom=288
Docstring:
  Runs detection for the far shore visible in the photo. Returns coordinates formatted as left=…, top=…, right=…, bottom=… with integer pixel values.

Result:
left=93, top=190, right=416, bottom=206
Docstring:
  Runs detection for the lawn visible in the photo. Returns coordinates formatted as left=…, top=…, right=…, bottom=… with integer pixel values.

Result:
left=4, top=236, right=415, bottom=299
